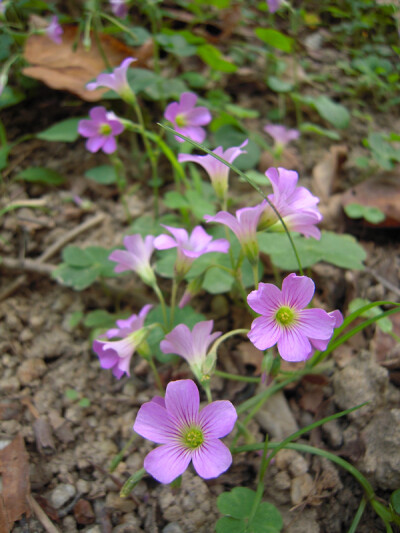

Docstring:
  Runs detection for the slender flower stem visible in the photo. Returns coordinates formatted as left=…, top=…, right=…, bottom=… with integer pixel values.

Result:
left=252, top=261, right=259, bottom=289
left=169, top=277, right=180, bottom=328
left=124, top=97, right=160, bottom=218
left=214, top=370, right=260, bottom=383
left=148, top=355, right=164, bottom=393
left=210, top=328, right=249, bottom=355
left=202, top=381, right=213, bottom=403
left=151, top=282, right=168, bottom=329
left=109, top=433, right=137, bottom=472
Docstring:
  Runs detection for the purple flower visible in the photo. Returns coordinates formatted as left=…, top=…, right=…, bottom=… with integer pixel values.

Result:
left=160, top=321, right=221, bottom=380
left=93, top=304, right=152, bottom=379
left=154, top=225, right=229, bottom=277
left=247, top=274, right=340, bottom=362
left=110, top=0, right=128, bottom=18
left=46, top=16, right=63, bottom=44
left=133, top=379, right=237, bottom=484
left=258, top=167, right=322, bottom=239
left=178, top=140, right=248, bottom=199
left=264, top=124, right=299, bottom=147
left=266, top=0, right=283, bottom=13
left=109, top=234, right=155, bottom=286
left=309, top=310, right=343, bottom=351
left=204, top=202, right=266, bottom=264
left=164, top=92, right=211, bottom=144
left=78, top=106, right=124, bottom=154
left=86, top=57, right=136, bottom=100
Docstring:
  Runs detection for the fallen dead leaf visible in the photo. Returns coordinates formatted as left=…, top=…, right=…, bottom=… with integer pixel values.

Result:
left=23, top=25, right=153, bottom=101
left=236, top=341, right=264, bottom=374
left=312, top=145, right=348, bottom=202
left=0, top=434, right=30, bottom=532
left=341, top=174, right=400, bottom=228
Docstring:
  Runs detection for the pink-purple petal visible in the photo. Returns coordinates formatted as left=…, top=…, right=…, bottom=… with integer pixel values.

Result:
left=144, top=444, right=192, bottom=484
left=277, top=327, right=312, bottom=362
left=199, top=401, right=237, bottom=439
left=192, top=439, right=232, bottom=479
left=179, top=92, right=198, bottom=112
left=165, top=380, right=200, bottom=426
left=297, top=308, right=335, bottom=339
left=133, top=401, right=179, bottom=444
left=185, top=106, right=212, bottom=126
left=247, top=282, right=282, bottom=315
left=281, top=273, right=315, bottom=309
left=247, top=316, right=282, bottom=351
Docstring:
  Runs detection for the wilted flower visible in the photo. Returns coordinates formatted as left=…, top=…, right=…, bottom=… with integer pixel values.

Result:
left=109, top=234, right=156, bottom=286
left=86, top=57, right=136, bottom=101
left=110, top=0, right=128, bottom=18
left=164, top=92, right=211, bottom=143
left=247, top=273, right=341, bottom=362
left=154, top=225, right=229, bottom=277
left=264, top=124, right=299, bottom=148
left=78, top=106, right=124, bottom=154
left=46, top=16, right=63, bottom=44
left=93, top=305, right=152, bottom=379
left=258, top=167, right=322, bottom=239
left=133, top=379, right=237, bottom=484
left=160, top=321, right=221, bottom=380
left=178, top=140, right=248, bottom=200
left=204, top=202, right=266, bottom=264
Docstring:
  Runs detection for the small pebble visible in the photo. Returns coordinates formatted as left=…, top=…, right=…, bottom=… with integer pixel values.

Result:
left=17, top=358, right=47, bottom=385
left=163, top=524, right=184, bottom=533
left=49, top=483, right=76, bottom=509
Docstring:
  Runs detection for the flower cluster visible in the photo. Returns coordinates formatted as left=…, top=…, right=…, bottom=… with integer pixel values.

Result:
left=84, top=78, right=344, bottom=489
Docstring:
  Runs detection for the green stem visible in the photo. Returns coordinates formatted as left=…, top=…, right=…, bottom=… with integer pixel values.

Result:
left=109, top=433, right=137, bottom=472
left=120, top=468, right=146, bottom=498
left=148, top=355, right=164, bottom=393
left=169, top=277, right=180, bottom=328
left=210, top=329, right=249, bottom=355
left=214, top=370, right=260, bottom=383
left=252, top=261, right=259, bottom=289
left=151, top=282, right=168, bottom=329
left=348, top=497, right=367, bottom=533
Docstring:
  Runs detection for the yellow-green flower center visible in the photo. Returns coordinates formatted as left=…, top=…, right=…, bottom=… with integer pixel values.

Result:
left=275, top=306, right=295, bottom=326
left=100, top=123, right=112, bottom=136
left=182, top=427, right=204, bottom=449
left=175, top=113, right=186, bottom=127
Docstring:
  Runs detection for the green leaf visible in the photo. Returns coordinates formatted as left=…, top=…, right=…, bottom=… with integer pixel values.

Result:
left=203, top=265, right=234, bottom=294
left=391, top=488, right=400, bottom=514
left=344, top=203, right=385, bottom=224
left=52, top=264, right=99, bottom=290
left=67, top=311, right=84, bottom=329
left=155, top=249, right=176, bottom=279
left=156, top=33, right=197, bottom=57
left=36, top=118, right=81, bottom=142
left=225, top=104, right=259, bottom=119
left=313, top=96, right=350, bottom=129
left=180, top=72, right=207, bottom=89
left=300, top=122, right=341, bottom=140
left=217, top=487, right=257, bottom=519
left=65, top=389, right=79, bottom=400
left=255, top=28, right=294, bottom=53
left=249, top=501, right=283, bottom=532
left=163, top=191, right=189, bottom=210
left=348, top=298, right=393, bottom=333
left=213, top=125, right=260, bottom=171
left=83, top=309, right=119, bottom=329
left=185, top=190, right=216, bottom=219
left=0, top=144, right=11, bottom=171
left=267, top=76, right=293, bottom=93
left=197, top=44, right=237, bottom=73
left=0, top=34, right=12, bottom=61
left=215, top=517, right=246, bottom=533
left=78, top=398, right=91, bottom=408
left=258, top=231, right=366, bottom=271
left=0, top=86, right=25, bottom=110
left=15, top=167, right=65, bottom=186
left=62, top=246, right=93, bottom=267
left=85, top=165, right=117, bottom=185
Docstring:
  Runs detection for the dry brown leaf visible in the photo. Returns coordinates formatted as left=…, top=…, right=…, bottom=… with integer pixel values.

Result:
left=312, top=145, right=348, bottom=202
left=341, top=174, right=400, bottom=228
left=0, top=434, right=30, bottom=532
left=23, top=26, right=153, bottom=101
left=236, top=341, right=264, bottom=374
